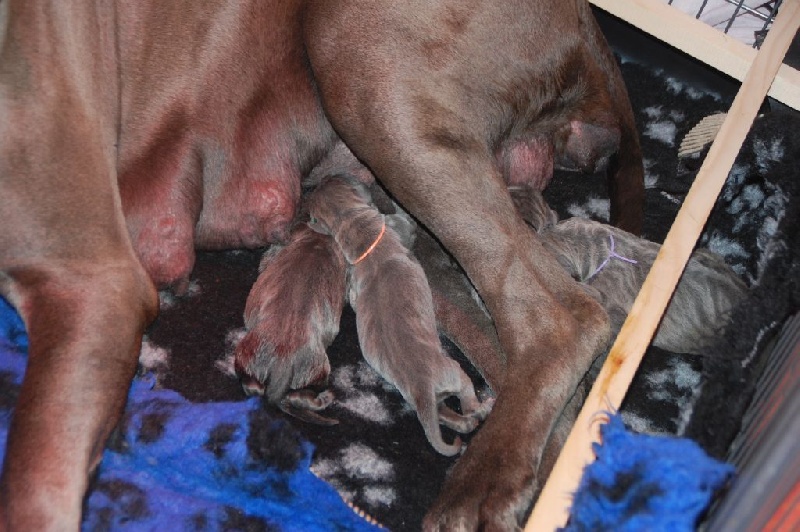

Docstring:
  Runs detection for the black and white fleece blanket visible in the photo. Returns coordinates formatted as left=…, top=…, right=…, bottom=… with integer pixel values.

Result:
left=1, top=54, right=799, bottom=531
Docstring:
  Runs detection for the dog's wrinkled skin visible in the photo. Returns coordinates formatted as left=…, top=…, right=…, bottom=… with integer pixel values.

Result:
left=514, top=188, right=747, bottom=355
left=306, top=175, right=493, bottom=456
left=0, top=0, right=642, bottom=529
left=234, top=222, right=347, bottom=426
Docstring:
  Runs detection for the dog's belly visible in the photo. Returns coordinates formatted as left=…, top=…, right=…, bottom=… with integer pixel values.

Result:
left=189, top=104, right=335, bottom=251
left=115, top=0, right=336, bottom=287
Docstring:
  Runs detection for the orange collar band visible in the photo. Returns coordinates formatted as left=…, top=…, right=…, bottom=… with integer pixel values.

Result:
left=353, top=220, right=386, bottom=265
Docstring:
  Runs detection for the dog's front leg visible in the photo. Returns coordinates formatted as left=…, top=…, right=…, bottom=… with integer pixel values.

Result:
left=0, top=3, right=158, bottom=529
left=1, top=264, right=156, bottom=530
left=387, top=157, right=605, bottom=531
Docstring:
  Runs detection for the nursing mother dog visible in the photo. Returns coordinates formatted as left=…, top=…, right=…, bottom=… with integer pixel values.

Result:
left=0, top=1, right=643, bottom=530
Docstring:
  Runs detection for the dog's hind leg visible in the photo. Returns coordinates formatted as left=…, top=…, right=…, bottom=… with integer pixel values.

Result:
left=536, top=378, right=589, bottom=495
left=576, top=0, right=645, bottom=235
left=306, top=2, right=611, bottom=528
left=0, top=3, right=158, bottom=528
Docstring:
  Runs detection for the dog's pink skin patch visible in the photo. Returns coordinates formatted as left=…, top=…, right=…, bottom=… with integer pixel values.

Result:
left=134, top=215, right=196, bottom=289
left=501, top=137, right=555, bottom=191
left=115, top=7, right=338, bottom=289
left=196, top=173, right=300, bottom=250
left=120, top=119, right=202, bottom=289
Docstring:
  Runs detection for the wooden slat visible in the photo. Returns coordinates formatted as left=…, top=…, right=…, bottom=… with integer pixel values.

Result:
left=589, top=0, right=800, bottom=110
left=525, top=1, right=800, bottom=529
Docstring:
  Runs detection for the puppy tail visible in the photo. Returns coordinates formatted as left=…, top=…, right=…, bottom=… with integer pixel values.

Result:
left=417, top=396, right=463, bottom=457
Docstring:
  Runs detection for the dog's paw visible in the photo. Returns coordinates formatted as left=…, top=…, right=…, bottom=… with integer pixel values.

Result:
left=423, top=421, right=537, bottom=532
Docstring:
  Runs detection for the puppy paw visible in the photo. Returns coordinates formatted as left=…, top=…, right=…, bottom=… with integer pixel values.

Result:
left=280, top=389, right=339, bottom=426
left=438, top=404, right=481, bottom=434
left=240, top=373, right=266, bottom=396
left=509, top=185, right=559, bottom=233
left=472, top=395, right=495, bottom=421
left=437, top=395, right=494, bottom=435
left=233, top=328, right=331, bottom=407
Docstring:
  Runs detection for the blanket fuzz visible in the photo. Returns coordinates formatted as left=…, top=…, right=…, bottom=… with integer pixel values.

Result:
left=563, top=415, right=734, bottom=532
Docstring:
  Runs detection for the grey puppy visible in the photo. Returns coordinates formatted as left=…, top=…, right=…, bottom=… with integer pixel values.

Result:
left=512, top=186, right=747, bottom=354
left=306, top=174, right=493, bottom=456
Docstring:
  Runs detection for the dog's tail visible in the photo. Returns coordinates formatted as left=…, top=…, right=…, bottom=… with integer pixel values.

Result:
left=416, top=395, right=463, bottom=457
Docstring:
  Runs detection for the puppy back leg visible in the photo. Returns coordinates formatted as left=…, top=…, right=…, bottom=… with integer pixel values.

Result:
left=413, top=228, right=507, bottom=392
left=0, top=3, right=158, bottom=528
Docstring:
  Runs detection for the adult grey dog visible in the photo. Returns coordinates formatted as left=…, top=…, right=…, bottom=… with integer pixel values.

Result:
left=0, top=1, right=643, bottom=529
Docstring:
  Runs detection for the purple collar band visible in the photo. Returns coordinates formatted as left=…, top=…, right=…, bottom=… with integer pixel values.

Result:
left=586, top=234, right=638, bottom=281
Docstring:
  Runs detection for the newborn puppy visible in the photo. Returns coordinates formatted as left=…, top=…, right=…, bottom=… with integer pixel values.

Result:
left=513, top=186, right=747, bottom=355
left=234, top=221, right=348, bottom=425
left=306, top=174, right=492, bottom=456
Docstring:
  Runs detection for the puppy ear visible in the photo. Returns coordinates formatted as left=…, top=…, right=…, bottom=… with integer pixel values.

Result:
left=350, top=177, right=373, bottom=205
left=328, top=173, right=374, bottom=206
